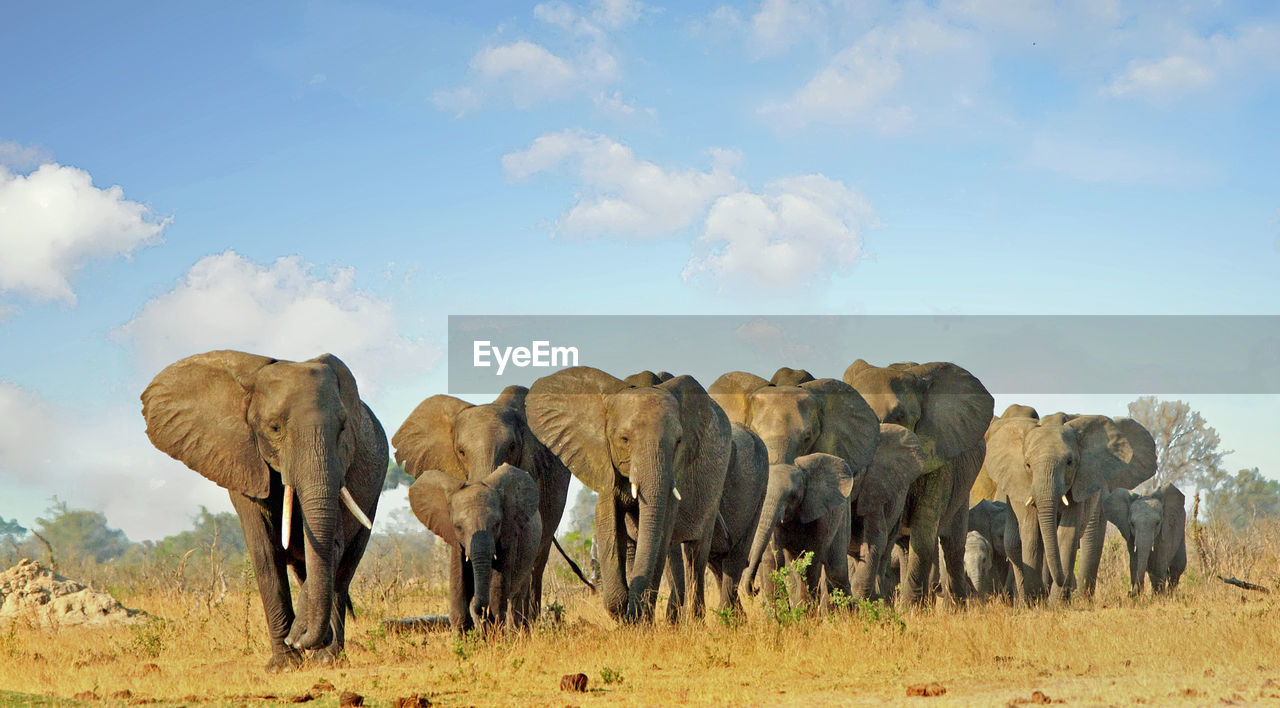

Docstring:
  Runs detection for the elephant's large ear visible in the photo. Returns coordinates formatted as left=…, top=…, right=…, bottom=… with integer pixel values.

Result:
left=408, top=469, right=464, bottom=545
left=707, top=371, right=769, bottom=426
left=392, top=395, right=472, bottom=480
left=141, top=350, right=276, bottom=499
left=659, top=375, right=730, bottom=484
left=795, top=452, right=856, bottom=524
left=487, top=463, right=541, bottom=531
left=1065, top=415, right=1156, bottom=501
left=311, top=353, right=362, bottom=461
left=526, top=367, right=627, bottom=494
left=770, top=367, right=815, bottom=386
left=493, top=385, right=528, bottom=411
left=1102, top=489, right=1136, bottom=546
left=980, top=417, right=1039, bottom=506
left=862, top=424, right=926, bottom=515
left=1156, top=483, right=1185, bottom=534
left=800, top=378, right=880, bottom=473
left=905, top=362, right=994, bottom=469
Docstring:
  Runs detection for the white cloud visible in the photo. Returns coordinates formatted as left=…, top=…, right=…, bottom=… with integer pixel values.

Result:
left=502, top=130, right=741, bottom=239
left=1105, top=23, right=1280, bottom=102
left=0, top=163, right=169, bottom=304
left=760, top=16, right=982, bottom=132
left=593, top=90, right=657, bottom=121
left=434, top=0, right=643, bottom=115
left=0, top=141, right=51, bottom=171
left=684, top=174, right=874, bottom=291
left=1104, top=55, right=1214, bottom=101
left=115, top=251, right=438, bottom=393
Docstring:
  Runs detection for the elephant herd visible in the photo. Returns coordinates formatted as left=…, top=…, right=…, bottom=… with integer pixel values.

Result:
left=138, top=350, right=1188, bottom=671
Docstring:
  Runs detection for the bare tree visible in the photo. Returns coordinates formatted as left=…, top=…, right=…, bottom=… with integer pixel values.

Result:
left=1127, top=396, right=1231, bottom=494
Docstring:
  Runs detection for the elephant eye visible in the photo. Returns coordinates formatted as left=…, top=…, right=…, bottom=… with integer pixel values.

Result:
left=619, top=435, right=629, bottom=444
left=1066, top=457, right=1074, bottom=465
left=459, top=449, right=467, bottom=458
left=269, top=423, right=281, bottom=434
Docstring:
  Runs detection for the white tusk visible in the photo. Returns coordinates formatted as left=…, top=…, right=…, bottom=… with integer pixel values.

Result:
left=281, top=485, right=293, bottom=551
left=632, top=483, right=639, bottom=499
left=287, top=566, right=302, bottom=587
left=340, top=486, right=374, bottom=530
left=1025, top=496, right=1035, bottom=508
left=672, top=487, right=682, bottom=501
left=1062, top=495, right=1070, bottom=507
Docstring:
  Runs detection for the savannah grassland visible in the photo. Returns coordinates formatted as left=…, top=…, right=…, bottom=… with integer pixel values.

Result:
left=3, top=525, right=1280, bottom=707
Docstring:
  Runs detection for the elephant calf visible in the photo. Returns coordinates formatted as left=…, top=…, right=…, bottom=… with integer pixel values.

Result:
left=966, top=499, right=1016, bottom=599
left=964, top=531, right=993, bottom=596
left=409, top=464, right=542, bottom=632
left=1103, top=483, right=1187, bottom=596
left=745, top=453, right=856, bottom=607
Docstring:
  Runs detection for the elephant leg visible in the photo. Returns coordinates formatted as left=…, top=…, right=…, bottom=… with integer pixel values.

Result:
left=1011, top=500, right=1046, bottom=603
left=595, top=495, right=629, bottom=619
left=686, top=525, right=714, bottom=619
left=1055, top=499, right=1089, bottom=600
left=448, top=547, right=476, bottom=634
left=938, top=509, right=970, bottom=604
left=664, top=544, right=686, bottom=623
left=851, top=512, right=889, bottom=600
left=1073, top=492, right=1105, bottom=597
left=318, top=529, right=371, bottom=663
left=532, top=470, right=570, bottom=620
left=902, top=476, right=945, bottom=606
left=229, top=492, right=300, bottom=671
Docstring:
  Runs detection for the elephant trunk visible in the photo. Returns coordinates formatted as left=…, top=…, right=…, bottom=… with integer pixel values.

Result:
left=1130, top=528, right=1155, bottom=596
left=468, top=531, right=495, bottom=626
left=1034, top=473, right=1066, bottom=596
left=625, top=445, right=671, bottom=621
left=289, top=467, right=339, bottom=650
left=745, top=480, right=787, bottom=596
left=760, top=435, right=794, bottom=466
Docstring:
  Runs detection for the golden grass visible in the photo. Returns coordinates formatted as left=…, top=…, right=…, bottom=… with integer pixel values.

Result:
left=2, top=533, right=1279, bottom=707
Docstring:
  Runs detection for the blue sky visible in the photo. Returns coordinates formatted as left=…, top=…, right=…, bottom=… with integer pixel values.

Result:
left=1, top=0, right=1277, bottom=540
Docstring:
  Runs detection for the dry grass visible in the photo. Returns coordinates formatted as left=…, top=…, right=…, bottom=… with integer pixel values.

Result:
left=2, top=525, right=1280, bottom=706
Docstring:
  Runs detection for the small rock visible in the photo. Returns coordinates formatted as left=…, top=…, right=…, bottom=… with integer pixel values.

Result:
left=312, top=680, right=335, bottom=693
left=906, top=683, right=946, bottom=697
left=393, top=695, right=431, bottom=708
left=1031, top=691, right=1052, bottom=705
left=339, top=690, right=364, bottom=707
left=561, top=673, right=589, bottom=692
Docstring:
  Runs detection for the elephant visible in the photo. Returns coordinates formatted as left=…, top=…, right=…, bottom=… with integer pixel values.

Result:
left=408, top=464, right=542, bottom=630
left=744, top=453, right=856, bottom=606
left=391, top=385, right=571, bottom=625
left=964, top=530, right=993, bottom=596
left=842, top=360, right=994, bottom=605
left=141, top=350, right=386, bottom=670
left=666, top=422, right=769, bottom=617
left=848, top=423, right=926, bottom=600
left=1103, top=484, right=1187, bottom=596
left=966, top=499, right=1016, bottom=599
left=526, top=367, right=731, bottom=622
left=978, top=408, right=1156, bottom=603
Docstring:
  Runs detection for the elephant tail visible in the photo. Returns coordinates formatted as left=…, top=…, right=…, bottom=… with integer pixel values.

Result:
left=553, top=537, right=597, bottom=593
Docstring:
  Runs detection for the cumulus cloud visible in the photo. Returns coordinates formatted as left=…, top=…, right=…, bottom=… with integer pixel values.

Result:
left=684, top=175, right=874, bottom=291
left=502, top=130, right=741, bottom=239
left=115, top=251, right=438, bottom=393
left=0, top=163, right=169, bottom=304
left=433, top=0, right=644, bottom=115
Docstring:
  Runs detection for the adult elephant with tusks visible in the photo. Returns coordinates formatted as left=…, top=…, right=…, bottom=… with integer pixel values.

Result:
left=390, top=385, right=572, bottom=629
left=526, top=366, right=731, bottom=622
left=977, top=407, right=1156, bottom=603
left=141, top=351, right=386, bottom=671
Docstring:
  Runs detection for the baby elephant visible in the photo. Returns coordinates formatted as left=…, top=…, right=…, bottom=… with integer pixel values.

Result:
left=964, top=530, right=993, bottom=596
left=409, top=464, right=542, bottom=631
left=1103, top=483, right=1186, bottom=596
left=744, top=453, right=856, bottom=606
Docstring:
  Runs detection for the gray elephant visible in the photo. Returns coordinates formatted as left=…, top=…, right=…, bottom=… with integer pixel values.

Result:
left=526, top=367, right=731, bottom=622
left=979, top=408, right=1156, bottom=603
left=141, top=351, right=386, bottom=671
left=843, top=360, right=994, bottom=605
left=848, top=423, right=926, bottom=600
left=967, top=499, right=1016, bottom=599
left=745, top=453, right=856, bottom=605
left=1103, top=484, right=1187, bottom=595
left=666, top=422, right=768, bottom=618
left=964, top=530, right=993, bottom=596
left=391, top=385, right=571, bottom=624
left=408, top=464, right=542, bottom=630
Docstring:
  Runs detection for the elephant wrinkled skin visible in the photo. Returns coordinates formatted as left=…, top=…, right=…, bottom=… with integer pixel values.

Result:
left=1103, top=483, right=1187, bottom=596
